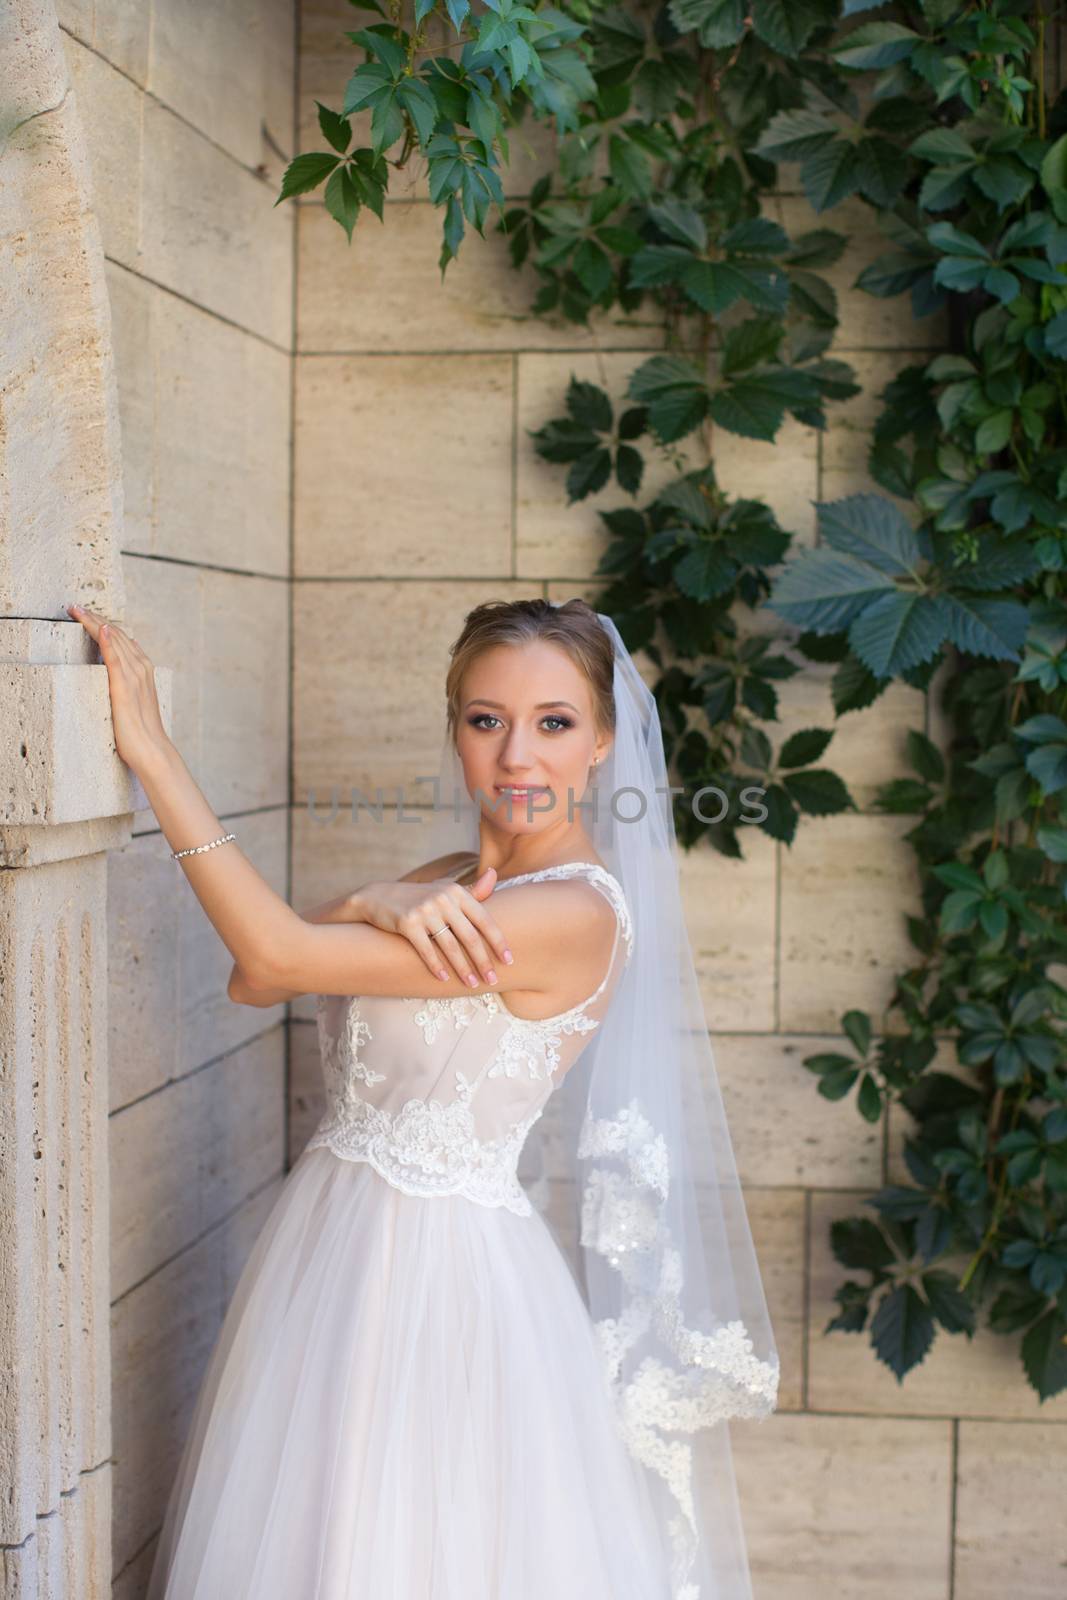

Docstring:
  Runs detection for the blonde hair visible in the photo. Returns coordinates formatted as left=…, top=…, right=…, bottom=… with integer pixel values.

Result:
left=444, top=599, right=616, bottom=745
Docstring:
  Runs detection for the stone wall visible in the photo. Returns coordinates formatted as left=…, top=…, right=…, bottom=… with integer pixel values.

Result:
left=287, top=4, right=1067, bottom=1595
left=5, top=0, right=1065, bottom=1593
left=46, top=1, right=296, bottom=1591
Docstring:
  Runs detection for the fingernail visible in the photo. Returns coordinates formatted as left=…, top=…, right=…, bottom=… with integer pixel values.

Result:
left=466, top=973, right=478, bottom=987
left=487, top=969, right=498, bottom=985
left=503, top=949, right=514, bottom=964
left=437, top=969, right=448, bottom=981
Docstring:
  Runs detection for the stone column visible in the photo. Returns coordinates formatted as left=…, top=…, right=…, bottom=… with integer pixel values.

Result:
left=0, top=3, right=161, bottom=1592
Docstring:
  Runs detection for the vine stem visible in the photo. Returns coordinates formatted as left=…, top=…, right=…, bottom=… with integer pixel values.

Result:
left=958, top=1084, right=1024, bottom=1292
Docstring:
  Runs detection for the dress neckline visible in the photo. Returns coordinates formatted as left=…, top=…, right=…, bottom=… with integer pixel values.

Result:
left=451, top=855, right=615, bottom=891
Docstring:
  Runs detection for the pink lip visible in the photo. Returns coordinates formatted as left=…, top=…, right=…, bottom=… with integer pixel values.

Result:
left=496, top=785, right=548, bottom=794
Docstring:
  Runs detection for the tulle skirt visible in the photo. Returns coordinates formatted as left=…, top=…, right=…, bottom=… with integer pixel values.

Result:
left=144, top=1143, right=675, bottom=1599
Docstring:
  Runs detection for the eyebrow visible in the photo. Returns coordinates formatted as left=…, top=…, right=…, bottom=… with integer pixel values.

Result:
left=464, top=698, right=581, bottom=713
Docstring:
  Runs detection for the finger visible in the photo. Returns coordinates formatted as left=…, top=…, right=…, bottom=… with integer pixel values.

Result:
left=67, top=603, right=103, bottom=641
left=439, top=905, right=499, bottom=985
left=411, top=931, right=451, bottom=983
left=467, top=866, right=497, bottom=898
left=455, top=892, right=511, bottom=965
left=424, top=923, right=485, bottom=988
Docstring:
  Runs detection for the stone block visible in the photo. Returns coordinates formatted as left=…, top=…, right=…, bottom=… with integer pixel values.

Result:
left=148, top=292, right=291, bottom=572
left=293, top=579, right=540, bottom=794
left=678, top=827, right=777, bottom=1032
left=955, top=1421, right=1067, bottom=1597
left=198, top=1030, right=286, bottom=1224
left=109, top=1228, right=224, bottom=1570
left=109, top=1069, right=202, bottom=1299
left=706, top=1035, right=882, bottom=1189
left=140, top=100, right=293, bottom=349
left=733, top=1410, right=952, bottom=1598
left=149, top=0, right=289, bottom=171
left=199, top=567, right=289, bottom=813
left=110, top=1029, right=284, bottom=1300
left=8, top=0, right=75, bottom=138
left=298, top=199, right=664, bottom=354
left=0, top=91, right=125, bottom=619
left=56, top=0, right=151, bottom=83
left=107, top=830, right=182, bottom=1111
left=807, top=1190, right=1067, bottom=1420
left=779, top=813, right=918, bottom=1033
left=105, top=263, right=154, bottom=551
left=295, top=353, right=513, bottom=577
left=112, top=1533, right=157, bottom=1600
left=63, top=34, right=143, bottom=266
left=0, top=848, right=111, bottom=1541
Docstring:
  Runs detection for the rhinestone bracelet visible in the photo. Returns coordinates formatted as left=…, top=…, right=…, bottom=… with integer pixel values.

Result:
left=171, top=831, right=236, bottom=861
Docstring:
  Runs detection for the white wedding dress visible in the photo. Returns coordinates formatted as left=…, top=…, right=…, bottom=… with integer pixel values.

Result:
left=145, top=860, right=675, bottom=1599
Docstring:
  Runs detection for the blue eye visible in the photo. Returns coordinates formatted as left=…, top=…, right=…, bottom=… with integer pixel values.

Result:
left=468, top=714, right=574, bottom=733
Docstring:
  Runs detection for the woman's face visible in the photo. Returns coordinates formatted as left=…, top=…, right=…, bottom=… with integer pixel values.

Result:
left=455, top=640, right=609, bottom=835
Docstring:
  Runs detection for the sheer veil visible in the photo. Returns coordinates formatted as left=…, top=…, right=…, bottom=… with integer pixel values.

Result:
left=416, top=606, right=779, bottom=1599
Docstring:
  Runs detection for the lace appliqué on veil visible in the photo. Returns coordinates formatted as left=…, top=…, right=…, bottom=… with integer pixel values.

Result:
left=577, top=1096, right=779, bottom=1600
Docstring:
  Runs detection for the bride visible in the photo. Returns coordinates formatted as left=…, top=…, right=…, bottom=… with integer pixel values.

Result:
left=67, top=594, right=778, bottom=1599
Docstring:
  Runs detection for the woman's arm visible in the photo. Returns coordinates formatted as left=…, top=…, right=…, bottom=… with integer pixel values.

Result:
left=63, top=606, right=595, bottom=1010
left=227, top=890, right=363, bottom=1007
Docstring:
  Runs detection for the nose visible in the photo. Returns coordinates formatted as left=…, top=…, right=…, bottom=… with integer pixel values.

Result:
left=498, top=727, right=537, bottom=773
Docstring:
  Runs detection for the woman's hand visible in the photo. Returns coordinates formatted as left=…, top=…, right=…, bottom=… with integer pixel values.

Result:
left=66, top=603, right=170, bottom=772
left=351, top=869, right=513, bottom=988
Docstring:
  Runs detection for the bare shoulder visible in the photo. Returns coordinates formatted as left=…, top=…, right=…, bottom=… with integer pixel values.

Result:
left=397, top=850, right=477, bottom=885
left=491, top=873, right=621, bottom=1005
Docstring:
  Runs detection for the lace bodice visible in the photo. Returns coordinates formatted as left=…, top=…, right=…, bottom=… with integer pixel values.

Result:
left=307, top=861, right=634, bottom=1216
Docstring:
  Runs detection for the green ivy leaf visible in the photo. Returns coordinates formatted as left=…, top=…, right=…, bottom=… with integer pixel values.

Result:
left=816, top=494, right=926, bottom=577
left=869, top=1282, right=936, bottom=1380
left=316, top=102, right=353, bottom=156
left=849, top=591, right=947, bottom=677
left=721, top=316, right=786, bottom=375
left=832, top=21, right=921, bottom=71
left=779, top=727, right=834, bottom=769
left=802, top=140, right=863, bottom=211
left=667, top=0, right=745, bottom=48
left=609, top=132, right=653, bottom=198
left=627, top=355, right=709, bottom=443
left=566, top=378, right=612, bottom=432
left=752, top=109, right=837, bottom=164
left=323, top=164, right=361, bottom=241
left=276, top=151, right=340, bottom=202
left=751, top=0, right=824, bottom=55
left=566, top=447, right=612, bottom=502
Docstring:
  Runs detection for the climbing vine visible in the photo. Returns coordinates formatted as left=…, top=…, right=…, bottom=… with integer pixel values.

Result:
left=281, top=0, right=1067, bottom=1402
